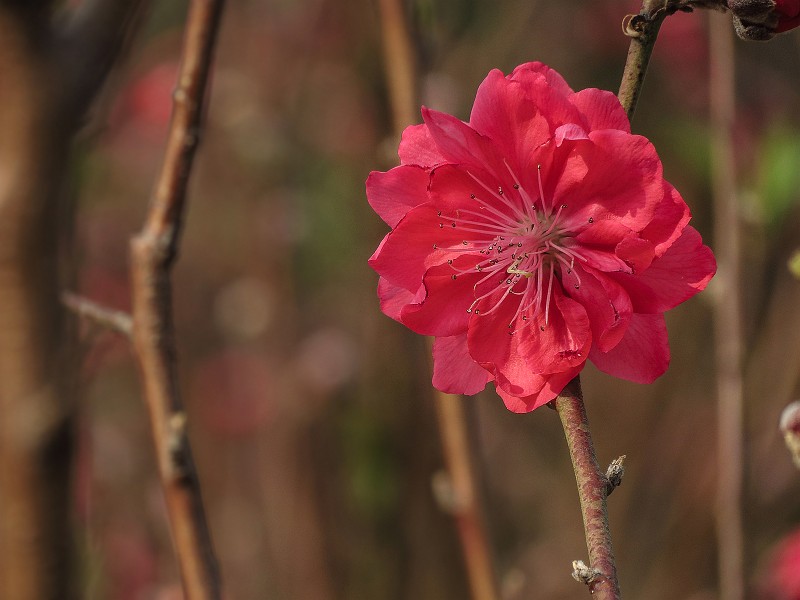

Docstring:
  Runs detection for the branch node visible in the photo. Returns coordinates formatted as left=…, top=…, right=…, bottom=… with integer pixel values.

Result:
left=605, top=454, right=627, bottom=496
left=571, top=559, right=602, bottom=585
left=61, top=291, right=133, bottom=336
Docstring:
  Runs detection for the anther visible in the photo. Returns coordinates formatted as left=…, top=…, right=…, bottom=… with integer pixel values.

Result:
left=437, top=211, right=442, bottom=216
left=561, top=204, right=567, bottom=209
left=439, top=223, right=444, bottom=228
left=462, top=240, right=468, bottom=245
left=498, top=187, right=504, bottom=195
left=451, top=222, right=456, bottom=227
left=540, top=325, right=545, bottom=331
left=588, top=217, right=594, bottom=223
left=451, top=274, right=458, bottom=280
left=574, top=284, right=580, bottom=289
left=470, top=194, right=476, bottom=199
left=447, top=259, right=453, bottom=264
left=432, top=244, right=438, bottom=249
left=513, top=184, right=520, bottom=189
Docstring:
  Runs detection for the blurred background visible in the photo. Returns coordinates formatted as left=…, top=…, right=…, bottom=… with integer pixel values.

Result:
left=57, top=0, right=800, bottom=598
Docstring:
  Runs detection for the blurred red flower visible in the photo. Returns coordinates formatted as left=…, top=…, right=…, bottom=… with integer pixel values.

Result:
left=759, top=527, right=800, bottom=600
left=775, top=0, right=800, bottom=32
left=368, top=63, right=715, bottom=412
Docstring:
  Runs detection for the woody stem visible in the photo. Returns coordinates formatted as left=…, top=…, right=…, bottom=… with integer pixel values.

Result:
left=554, top=377, right=621, bottom=600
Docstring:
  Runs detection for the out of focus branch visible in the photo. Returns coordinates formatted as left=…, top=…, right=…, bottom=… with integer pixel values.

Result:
left=62, top=292, right=132, bottom=336
left=56, top=0, right=149, bottom=120
left=553, top=377, right=621, bottom=600
left=0, top=1, right=148, bottom=595
left=376, top=0, right=501, bottom=598
left=433, top=392, right=500, bottom=600
left=128, top=1, right=226, bottom=599
left=709, top=13, right=745, bottom=600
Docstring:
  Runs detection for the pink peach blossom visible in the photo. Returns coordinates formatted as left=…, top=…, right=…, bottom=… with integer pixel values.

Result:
left=368, top=63, right=716, bottom=412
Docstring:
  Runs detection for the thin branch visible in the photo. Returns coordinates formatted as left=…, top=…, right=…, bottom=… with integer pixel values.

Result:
left=618, top=1, right=670, bottom=120
left=61, top=292, right=132, bottom=336
left=56, top=0, right=149, bottom=121
left=375, top=0, right=500, bottom=596
left=618, top=0, right=727, bottom=120
left=709, top=13, right=745, bottom=600
left=433, top=391, right=501, bottom=600
left=553, top=377, right=620, bottom=600
left=128, top=1, right=226, bottom=599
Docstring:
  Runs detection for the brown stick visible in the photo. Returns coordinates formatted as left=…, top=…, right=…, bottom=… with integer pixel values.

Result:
left=553, top=377, right=620, bottom=600
left=709, top=13, right=745, bottom=600
left=618, top=0, right=670, bottom=120
left=375, top=0, right=501, bottom=596
left=0, top=3, right=146, bottom=598
left=129, top=1, right=226, bottom=598
left=62, top=292, right=133, bottom=336
left=433, top=392, right=500, bottom=600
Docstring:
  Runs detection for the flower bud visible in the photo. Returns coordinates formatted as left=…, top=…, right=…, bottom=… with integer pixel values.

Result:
left=729, top=0, right=800, bottom=40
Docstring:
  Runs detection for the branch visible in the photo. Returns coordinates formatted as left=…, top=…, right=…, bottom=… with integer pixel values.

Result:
left=618, top=0, right=727, bottom=120
left=55, top=0, right=149, bottom=120
left=553, top=377, right=620, bottom=600
left=129, top=1, right=226, bottom=599
left=432, top=391, right=501, bottom=600
left=375, top=0, right=500, bottom=596
left=61, top=292, right=132, bottom=336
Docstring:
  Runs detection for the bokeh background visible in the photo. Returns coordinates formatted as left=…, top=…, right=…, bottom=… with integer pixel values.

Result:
left=68, top=0, right=800, bottom=598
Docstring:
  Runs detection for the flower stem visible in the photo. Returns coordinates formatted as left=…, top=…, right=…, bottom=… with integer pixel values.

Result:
left=553, top=377, right=620, bottom=600
left=617, top=0, right=670, bottom=120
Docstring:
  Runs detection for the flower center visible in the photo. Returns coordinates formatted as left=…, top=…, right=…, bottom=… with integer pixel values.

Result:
left=437, top=163, right=587, bottom=334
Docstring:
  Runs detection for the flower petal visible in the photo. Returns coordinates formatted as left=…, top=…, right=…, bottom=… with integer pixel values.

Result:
left=568, top=88, right=630, bottom=133
left=552, top=131, right=664, bottom=233
left=400, top=258, right=479, bottom=337
left=398, top=123, right=446, bottom=167
left=467, top=286, right=591, bottom=397
left=367, top=165, right=430, bottom=228
left=562, top=266, right=633, bottom=353
left=611, top=226, right=716, bottom=313
left=368, top=201, right=468, bottom=292
left=432, top=334, right=493, bottom=395
left=640, top=181, right=691, bottom=257
left=588, top=313, right=669, bottom=383
left=377, top=277, right=420, bottom=322
left=495, top=367, right=581, bottom=413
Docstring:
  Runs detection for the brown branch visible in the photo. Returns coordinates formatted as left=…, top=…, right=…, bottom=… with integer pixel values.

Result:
left=375, top=0, right=500, bottom=596
left=128, top=1, right=226, bottom=599
left=433, top=392, right=501, bottom=600
left=61, top=292, right=133, bottom=336
left=553, top=377, right=620, bottom=600
left=618, top=0, right=727, bottom=120
left=709, top=13, right=745, bottom=600
left=56, top=0, right=150, bottom=120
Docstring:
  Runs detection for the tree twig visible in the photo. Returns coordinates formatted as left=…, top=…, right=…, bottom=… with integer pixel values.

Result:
left=433, top=392, right=500, bottom=600
left=61, top=292, right=132, bottom=336
left=553, top=377, right=620, bottom=600
left=618, top=0, right=670, bottom=120
left=709, top=13, right=745, bottom=600
left=128, top=1, right=226, bottom=598
left=375, top=0, right=501, bottom=597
